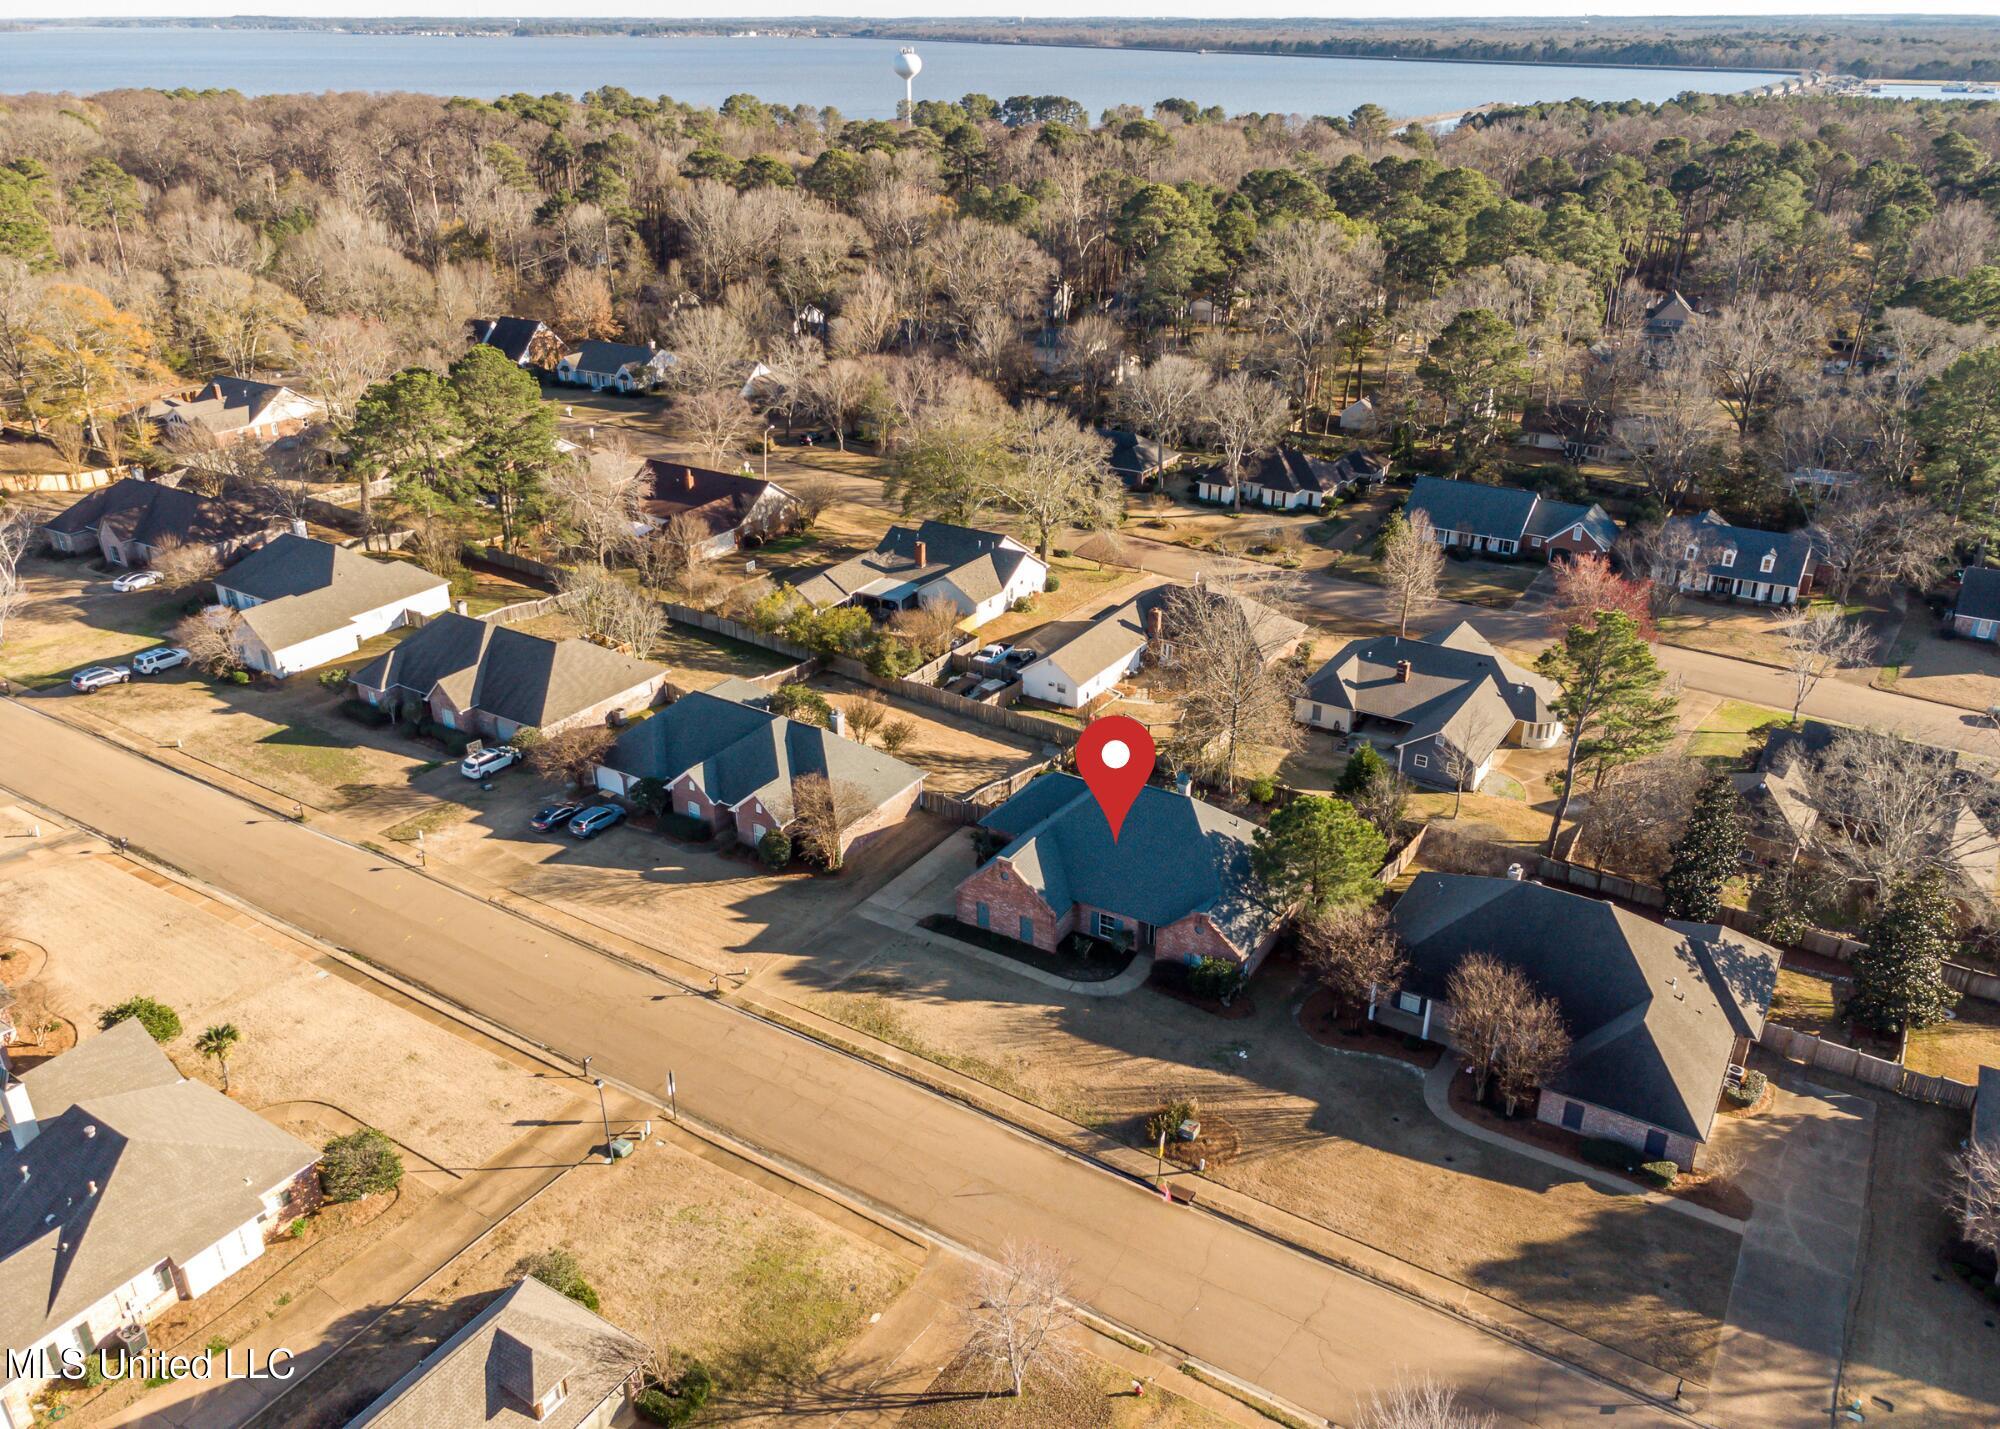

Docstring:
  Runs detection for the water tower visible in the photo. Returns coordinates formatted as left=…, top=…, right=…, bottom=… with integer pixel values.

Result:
left=894, top=47, right=922, bottom=122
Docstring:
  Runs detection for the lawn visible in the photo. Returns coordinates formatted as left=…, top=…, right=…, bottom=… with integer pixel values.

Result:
left=0, top=554, right=190, bottom=687
left=1876, top=614, right=2000, bottom=713
left=1659, top=593, right=1896, bottom=671
left=1768, top=965, right=1844, bottom=1039
left=510, top=606, right=796, bottom=692
left=907, top=1355, right=1232, bottom=1429
left=1905, top=995, right=2000, bottom=1085
left=1685, top=699, right=1791, bottom=763
left=1339, top=549, right=1545, bottom=608
left=976, top=555, right=1149, bottom=643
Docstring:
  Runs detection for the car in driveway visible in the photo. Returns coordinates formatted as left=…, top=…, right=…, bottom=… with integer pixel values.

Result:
left=566, top=804, right=626, bottom=839
left=459, top=745, right=523, bottom=779
left=69, top=665, right=131, bottom=693
left=110, top=570, right=163, bottom=593
left=130, top=646, right=190, bottom=676
left=530, top=801, right=583, bottom=832
left=1000, top=647, right=1037, bottom=670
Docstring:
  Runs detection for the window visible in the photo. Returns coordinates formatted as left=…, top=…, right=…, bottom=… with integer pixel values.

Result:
left=1095, top=911, right=1122, bottom=938
left=1684, top=543, right=1699, bottom=560
left=1310, top=703, right=1323, bottom=723
left=749, top=824, right=764, bottom=843
left=1720, top=547, right=1736, bottom=568
left=536, top=1378, right=569, bottom=1418
left=1644, top=1128, right=1669, bottom=1160
left=686, top=800, right=701, bottom=818
left=1759, top=552, right=1776, bottom=573
left=1395, top=991, right=1423, bottom=1015
left=150, top=1262, right=175, bottom=1297
left=1530, top=536, right=1543, bottom=547
left=1411, top=754, right=1429, bottom=769
left=1560, top=1101, right=1585, bottom=1131
left=1019, top=914, right=1034, bottom=943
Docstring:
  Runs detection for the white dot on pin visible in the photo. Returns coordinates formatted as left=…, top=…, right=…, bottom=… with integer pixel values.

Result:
left=1101, top=740, right=1130, bottom=770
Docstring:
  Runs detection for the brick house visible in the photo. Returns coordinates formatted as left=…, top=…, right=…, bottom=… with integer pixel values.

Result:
left=955, top=774, right=1287, bottom=973
left=143, top=376, right=324, bottom=448
left=635, top=459, right=803, bottom=559
left=1387, top=873, right=1778, bottom=1168
left=39, top=477, right=282, bottom=568
left=1952, top=567, right=2000, bottom=642
left=593, top=684, right=924, bottom=858
left=1, top=1021, right=319, bottom=1429
left=349, top=611, right=669, bottom=742
left=792, top=521, right=1047, bottom=631
left=1403, top=476, right=1617, bottom=561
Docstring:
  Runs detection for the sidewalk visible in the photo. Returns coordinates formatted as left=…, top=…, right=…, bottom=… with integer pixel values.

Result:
left=105, top=1087, right=643, bottom=1428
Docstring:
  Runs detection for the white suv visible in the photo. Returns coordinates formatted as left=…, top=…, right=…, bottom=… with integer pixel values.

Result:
left=459, top=745, right=523, bottom=779
left=70, top=666, right=131, bottom=693
left=131, top=647, right=190, bottom=676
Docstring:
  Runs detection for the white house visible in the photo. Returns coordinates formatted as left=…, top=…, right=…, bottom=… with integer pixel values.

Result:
left=792, top=521, right=1046, bottom=631
left=555, top=341, right=676, bottom=393
left=1020, top=584, right=1305, bottom=710
left=213, top=533, right=451, bottom=677
left=1, top=1021, right=319, bottom=1429
left=1337, top=397, right=1376, bottom=432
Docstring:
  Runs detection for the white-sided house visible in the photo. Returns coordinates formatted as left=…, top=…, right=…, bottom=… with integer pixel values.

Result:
left=1665, top=511, right=1818, bottom=605
left=143, top=376, right=324, bottom=448
left=555, top=341, right=676, bottom=393
left=1297, top=622, right=1562, bottom=790
left=0, top=1021, right=319, bottom=1429
left=1019, top=584, right=1306, bottom=710
left=792, top=521, right=1046, bottom=631
left=1337, top=396, right=1377, bottom=432
left=213, top=533, right=451, bottom=677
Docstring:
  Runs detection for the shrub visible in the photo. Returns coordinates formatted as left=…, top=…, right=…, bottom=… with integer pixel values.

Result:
left=1043, top=574, right=1061, bottom=593
left=319, top=1128, right=404, bottom=1202
left=315, top=668, right=349, bottom=690
left=516, top=1247, right=600, bottom=1311
left=101, top=996, right=181, bottom=1043
left=758, top=829, right=792, bottom=869
left=661, top=812, right=713, bottom=841
left=1184, top=955, right=1245, bottom=1001
left=1145, top=1097, right=1199, bottom=1144
left=769, top=683, right=832, bottom=728
left=635, top=1362, right=716, bottom=1426
left=1724, top=1069, right=1768, bottom=1108
left=1246, top=776, right=1277, bottom=804
left=1011, top=596, right=1034, bottom=613
left=1052, top=546, right=1071, bottom=559
left=1640, top=1160, right=1680, bottom=1189
left=228, top=670, right=251, bottom=685
left=1579, top=1138, right=1642, bottom=1173
left=338, top=698, right=391, bottom=728
left=863, top=633, right=921, bottom=679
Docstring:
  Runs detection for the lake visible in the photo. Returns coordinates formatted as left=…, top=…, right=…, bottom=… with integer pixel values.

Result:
left=0, top=28, right=1792, bottom=120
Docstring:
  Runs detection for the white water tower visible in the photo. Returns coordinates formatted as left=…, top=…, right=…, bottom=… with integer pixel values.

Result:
left=894, top=47, right=922, bottom=121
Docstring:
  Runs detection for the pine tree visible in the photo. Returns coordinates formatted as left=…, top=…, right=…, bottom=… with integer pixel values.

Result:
left=1849, top=869, right=1960, bottom=1035
left=1661, top=771, right=1744, bottom=922
left=1336, top=742, right=1389, bottom=799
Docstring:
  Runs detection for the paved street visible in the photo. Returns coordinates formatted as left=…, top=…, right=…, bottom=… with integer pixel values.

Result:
left=0, top=698, right=1694, bottom=1428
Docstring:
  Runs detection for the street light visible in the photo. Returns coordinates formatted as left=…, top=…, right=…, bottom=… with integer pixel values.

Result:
left=593, top=1077, right=612, bottom=1165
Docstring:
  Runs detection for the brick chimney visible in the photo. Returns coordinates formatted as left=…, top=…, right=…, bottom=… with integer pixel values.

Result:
left=683, top=468, right=697, bottom=491
left=1395, top=660, right=1412, bottom=683
left=913, top=539, right=928, bottom=567
left=1145, top=604, right=1165, bottom=643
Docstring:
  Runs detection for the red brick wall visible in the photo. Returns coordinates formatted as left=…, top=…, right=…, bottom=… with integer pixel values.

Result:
left=955, top=857, right=1061, bottom=950
left=670, top=773, right=731, bottom=833
left=1154, top=912, right=1275, bottom=972
left=1542, top=526, right=1607, bottom=561
left=840, top=777, right=923, bottom=859
left=270, top=1162, right=324, bottom=1235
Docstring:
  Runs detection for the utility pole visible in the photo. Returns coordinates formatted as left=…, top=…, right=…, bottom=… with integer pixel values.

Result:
left=593, top=1076, right=612, bottom=1165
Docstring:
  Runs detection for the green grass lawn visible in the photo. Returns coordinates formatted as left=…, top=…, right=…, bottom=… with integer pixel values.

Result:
left=1905, top=996, right=2000, bottom=1085
left=1685, top=700, right=1791, bottom=763
left=1769, top=965, right=1842, bottom=1038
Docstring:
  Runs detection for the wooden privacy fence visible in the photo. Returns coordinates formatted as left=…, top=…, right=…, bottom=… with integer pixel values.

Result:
left=1759, top=1023, right=1978, bottom=1109
left=918, top=759, right=1057, bottom=825
left=480, top=590, right=576, bottom=625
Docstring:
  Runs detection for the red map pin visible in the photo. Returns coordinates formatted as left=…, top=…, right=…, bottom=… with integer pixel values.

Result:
left=1075, top=715, right=1156, bottom=842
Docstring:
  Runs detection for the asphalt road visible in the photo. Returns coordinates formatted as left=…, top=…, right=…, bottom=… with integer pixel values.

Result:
left=0, top=698, right=1691, bottom=1429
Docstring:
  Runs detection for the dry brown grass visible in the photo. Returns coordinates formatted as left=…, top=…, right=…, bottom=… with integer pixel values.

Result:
left=905, top=1349, right=1232, bottom=1429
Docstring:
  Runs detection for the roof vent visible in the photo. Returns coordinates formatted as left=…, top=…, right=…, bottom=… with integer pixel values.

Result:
left=1505, top=863, right=1524, bottom=881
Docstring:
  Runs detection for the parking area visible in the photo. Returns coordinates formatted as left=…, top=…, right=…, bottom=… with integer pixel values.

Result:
left=0, top=552, right=194, bottom=689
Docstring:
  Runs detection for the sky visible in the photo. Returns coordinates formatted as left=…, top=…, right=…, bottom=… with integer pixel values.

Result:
left=18, top=2, right=2000, bottom=17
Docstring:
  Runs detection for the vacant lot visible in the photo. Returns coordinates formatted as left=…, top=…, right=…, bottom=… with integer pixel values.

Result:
left=508, top=605, right=797, bottom=692
left=811, top=672, right=1046, bottom=794
left=786, top=925, right=1740, bottom=1382
left=0, top=847, right=577, bottom=1170
left=0, top=553, right=191, bottom=687
left=1880, top=616, right=2000, bottom=713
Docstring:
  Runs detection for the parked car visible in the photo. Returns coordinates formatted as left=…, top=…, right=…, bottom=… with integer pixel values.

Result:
left=974, top=643, right=1010, bottom=664
left=69, top=665, right=131, bottom=693
left=567, top=804, right=626, bottom=839
left=1000, top=648, right=1037, bottom=669
left=130, top=647, right=190, bottom=676
left=530, top=801, right=583, bottom=832
left=110, top=570, right=162, bottom=593
left=459, top=745, right=523, bottom=780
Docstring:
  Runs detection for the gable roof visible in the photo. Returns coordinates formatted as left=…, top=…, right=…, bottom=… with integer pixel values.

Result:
left=1243, top=448, right=1334, bottom=497
left=976, top=775, right=1282, bottom=955
left=1393, top=874, right=1778, bottom=1140
left=1667, top=511, right=1817, bottom=589
left=1026, top=583, right=1305, bottom=689
left=217, top=535, right=447, bottom=652
left=601, top=687, right=923, bottom=823
left=40, top=477, right=276, bottom=550
left=1099, top=429, right=1175, bottom=482
left=349, top=1276, right=646, bottom=1428
left=1303, top=621, right=1555, bottom=760
left=469, top=317, right=557, bottom=365
left=1404, top=477, right=1540, bottom=542
left=145, top=376, right=319, bottom=437
left=793, top=521, right=1035, bottom=609
left=1524, top=496, right=1618, bottom=549
left=564, top=341, right=666, bottom=378
left=1328, top=448, right=1390, bottom=485
left=1644, top=291, right=1701, bottom=331
left=349, top=612, right=664, bottom=731
left=1958, top=567, right=2000, bottom=625
left=637, top=460, right=792, bottom=537
left=1, top=1021, right=317, bottom=1356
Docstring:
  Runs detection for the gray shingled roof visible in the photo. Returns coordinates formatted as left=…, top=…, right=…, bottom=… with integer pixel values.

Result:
left=793, top=521, right=1033, bottom=609
left=566, top=341, right=665, bottom=378
left=1027, top=584, right=1305, bottom=689
left=1393, top=874, right=1778, bottom=1140
left=471, top=317, right=557, bottom=365
left=1404, top=477, right=1539, bottom=542
left=350, top=612, right=664, bottom=731
left=1666, top=511, right=1817, bottom=590
left=1242, top=448, right=1332, bottom=498
left=977, top=774, right=1283, bottom=955
left=1303, top=622, right=1555, bottom=759
left=144, top=377, right=315, bottom=437
left=601, top=688, right=923, bottom=823
left=349, top=1276, right=646, bottom=1428
left=638, top=459, right=790, bottom=537
left=1523, top=497, right=1618, bottom=549
left=1, top=1021, right=317, bottom=1356
left=216, top=535, right=447, bottom=652
left=1958, top=567, right=2000, bottom=625
left=40, top=477, right=276, bottom=549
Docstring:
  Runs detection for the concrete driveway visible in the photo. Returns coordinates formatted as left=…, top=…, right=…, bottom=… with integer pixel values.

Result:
left=1707, top=1065, right=1877, bottom=1427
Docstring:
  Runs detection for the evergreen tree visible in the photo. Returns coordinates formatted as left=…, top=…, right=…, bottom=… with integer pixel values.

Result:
left=1534, top=612, right=1677, bottom=854
left=1251, top=794, right=1387, bottom=914
left=449, top=345, right=559, bottom=553
left=347, top=367, right=466, bottom=528
left=1336, top=742, right=1390, bottom=799
left=1849, top=870, right=1960, bottom=1035
left=1661, top=771, right=1744, bottom=922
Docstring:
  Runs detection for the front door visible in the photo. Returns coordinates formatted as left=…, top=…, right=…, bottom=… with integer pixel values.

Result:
left=976, top=902, right=990, bottom=930
left=1643, top=1128, right=1669, bottom=1160
left=1560, top=1101, right=1585, bottom=1131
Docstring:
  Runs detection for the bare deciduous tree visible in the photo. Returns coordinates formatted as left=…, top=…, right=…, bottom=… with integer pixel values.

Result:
left=1155, top=577, right=1304, bottom=794
left=147, top=536, right=220, bottom=593
left=1494, top=988, right=1569, bottom=1115
left=1775, top=605, right=1875, bottom=726
left=842, top=692, right=888, bottom=747
left=1571, top=756, right=1705, bottom=879
left=1444, top=951, right=1564, bottom=1104
left=888, top=597, right=963, bottom=658
left=173, top=604, right=242, bottom=675
left=1802, top=728, right=1999, bottom=901
left=962, top=1240, right=1083, bottom=1399
left=524, top=723, right=615, bottom=789
left=551, top=267, right=620, bottom=339
left=561, top=562, right=663, bottom=656
left=1807, top=482, right=1954, bottom=607
left=998, top=400, right=1119, bottom=562
left=1381, top=509, right=1442, bottom=638
left=1299, top=901, right=1406, bottom=1029
left=547, top=450, right=644, bottom=568
left=1689, top=291, right=1822, bottom=442
left=1613, top=347, right=1717, bottom=511
left=0, top=509, right=31, bottom=656
left=1947, top=1141, right=2000, bottom=1260
left=1360, top=1376, right=1497, bottom=1429
left=674, top=389, right=754, bottom=467
left=1436, top=699, right=1515, bottom=815
left=1115, top=354, right=1207, bottom=485
left=790, top=772, right=872, bottom=871
left=1200, top=372, right=1293, bottom=504
left=1621, top=519, right=1721, bottom=617
left=786, top=472, right=839, bottom=528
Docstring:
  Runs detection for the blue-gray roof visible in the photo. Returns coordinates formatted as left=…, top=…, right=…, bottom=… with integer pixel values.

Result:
left=1958, top=567, right=2000, bottom=624
left=1405, top=477, right=1538, bottom=542
left=977, top=774, right=1282, bottom=954
left=1524, top=498, right=1618, bottom=550
left=1667, top=512, right=1817, bottom=590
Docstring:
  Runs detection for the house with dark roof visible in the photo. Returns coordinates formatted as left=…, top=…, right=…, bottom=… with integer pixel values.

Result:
left=347, top=1275, right=646, bottom=1429
left=143, top=377, right=323, bottom=448
left=1952, top=567, right=2000, bottom=642
left=955, top=775, right=1287, bottom=971
left=555, top=341, right=675, bottom=393
left=1099, top=429, right=1178, bottom=488
left=0, top=1021, right=319, bottom=1429
left=1195, top=448, right=1394, bottom=511
left=213, top=535, right=452, bottom=677
left=1402, top=476, right=1616, bottom=562
left=39, top=477, right=281, bottom=567
left=1664, top=511, right=1817, bottom=605
left=1516, top=401, right=1624, bottom=463
left=594, top=686, right=924, bottom=858
left=466, top=316, right=565, bottom=370
left=1388, top=873, right=1779, bottom=1168
left=792, top=521, right=1046, bottom=631
left=1018, top=582, right=1306, bottom=710
left=637, top=459, right=801, bottom=558
left=349, top=612, right=668, bottom=742
left=1297, top=622, right=1562, bottom=790
left=1643, top=291, right=1702, bottom=340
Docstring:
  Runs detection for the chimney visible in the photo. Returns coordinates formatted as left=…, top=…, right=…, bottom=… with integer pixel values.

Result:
left=1394, top=660, right=1412, bottom=683
left=683, top=468, right=697, bottom=492
left=828, top=707, right=848, bottom=738
left=1505, top=863, right=1525, bottom=881
left=290, top=518, right=308, bottom=539
left=1174, top=770, right=1193, bottom=796
left=2, top=1079, right=35, bottom=1151
left=1145, top=605, right=1165, bottom=643
left=913, top=540, right=928, bottom=568
left=454, top=599, right=470, bottom=616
